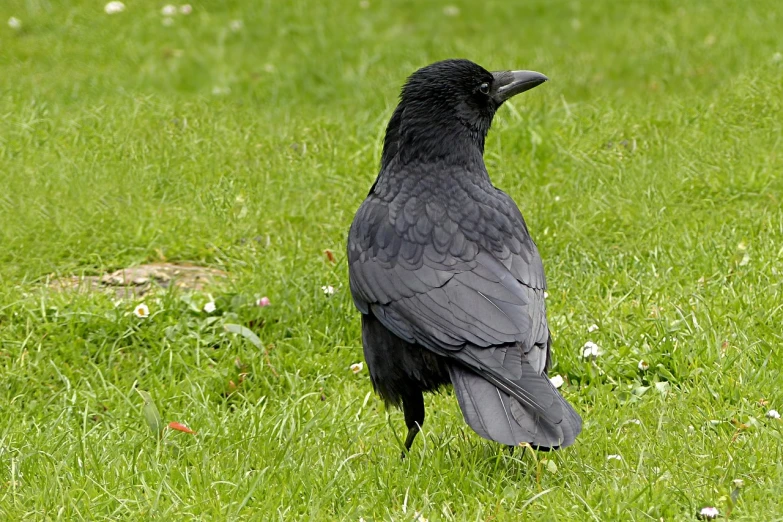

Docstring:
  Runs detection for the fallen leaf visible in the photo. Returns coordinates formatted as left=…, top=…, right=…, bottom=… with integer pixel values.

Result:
left=168, top=421, right=196, bottom=434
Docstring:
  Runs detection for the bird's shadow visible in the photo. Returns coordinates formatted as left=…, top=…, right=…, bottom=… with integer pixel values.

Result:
left=400, top=430, right=543, bottom=479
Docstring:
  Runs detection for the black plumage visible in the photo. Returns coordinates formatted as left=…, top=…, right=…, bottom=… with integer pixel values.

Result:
left=347, top=59, right=582, bottom=454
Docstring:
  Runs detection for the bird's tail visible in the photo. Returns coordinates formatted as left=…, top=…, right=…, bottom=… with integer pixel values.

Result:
left=448, top=364, right=581, bottom=449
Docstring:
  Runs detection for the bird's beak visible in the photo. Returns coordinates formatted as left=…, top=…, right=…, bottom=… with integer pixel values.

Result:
left=491, top=70, right=549, bottom=104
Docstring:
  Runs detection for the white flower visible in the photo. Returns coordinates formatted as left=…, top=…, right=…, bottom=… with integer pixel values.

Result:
left=133, top=303, right=150, bottom=318
left=698, top=506, right=719, bottom=520
left=581, top=341, right=602, bottom=359
left=767, top=409, right=781, bottom=419
left=104, top=1, right=125, bottom=14
left=162, top=17, right=174, bottom=26
left=543, top=291, right=549, bottom=299
left=606, top=454, right=622, bottom=461
left=554, top=196, right=561, bottom=202
left=442, top=5, right=460, bottom=16
left=8, top=17, right=22, bottom=29
left=203, top=301, right=216, bottom=313
left=229, top=19, right=243, bottom=32
left=638, top=360, right=649, bottom=371
left=179, top=4, right=192, bottom=14
left=322, top=285, right=336, bottom=295
left=732, top=478, right=744, bottom=488
left=350, top=362, right=364, bottom=374
left=587, top=323, right=599, bottom=333
left=549, top=375, right=564, bottom=389
left=161, top=5, right=177, bottom=16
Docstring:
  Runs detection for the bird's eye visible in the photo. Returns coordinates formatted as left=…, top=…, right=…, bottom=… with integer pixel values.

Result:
left=478, top=82, right=490, bottom=95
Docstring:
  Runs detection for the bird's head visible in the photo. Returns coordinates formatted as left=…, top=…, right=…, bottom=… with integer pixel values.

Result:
left=382, top=59, right=548, bottom=167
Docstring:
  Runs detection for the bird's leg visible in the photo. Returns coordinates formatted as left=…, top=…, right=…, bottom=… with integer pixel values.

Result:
left=400, top=392, right=425, bottom=459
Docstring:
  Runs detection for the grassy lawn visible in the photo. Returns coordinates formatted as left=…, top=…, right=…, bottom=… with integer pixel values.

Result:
left=2, top=0, right=783, bottom=519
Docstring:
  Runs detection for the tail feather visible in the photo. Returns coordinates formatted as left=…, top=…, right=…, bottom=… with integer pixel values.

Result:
left=448, top=364, right=581, bottom=449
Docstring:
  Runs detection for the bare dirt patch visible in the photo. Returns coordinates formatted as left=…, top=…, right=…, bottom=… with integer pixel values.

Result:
left=48, top=263, right=227, bottom=298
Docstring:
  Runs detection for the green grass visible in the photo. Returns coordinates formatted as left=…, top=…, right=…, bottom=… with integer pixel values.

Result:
left=2, top=0, right=783, bottom=519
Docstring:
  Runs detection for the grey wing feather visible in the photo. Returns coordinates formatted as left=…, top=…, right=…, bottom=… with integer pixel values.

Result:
left=449, top=362, right=581, bottom=448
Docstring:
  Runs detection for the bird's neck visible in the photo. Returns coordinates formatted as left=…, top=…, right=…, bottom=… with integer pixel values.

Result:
left=385, top=119, right=487, bottom=170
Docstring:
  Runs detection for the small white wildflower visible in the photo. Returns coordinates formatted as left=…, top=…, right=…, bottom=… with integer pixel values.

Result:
left=543, top=291, right=549, bottom=298
left=732, top=478, right=744, bottom=488
left=554, top=196, right=561, bottom=202
left=322, top=285, right=336, bottom=296
left=587, top=323, right=599, bottom=333
left=549, top=375, right=564, bottom=389
left=229, top=19, right=243, bottom=32
left=133, top=303, right=150, bottom=318
left=638, top=360, right=649, bottom=371
left=766, top=409, right=781, bottom=419
left=698, top=506, right=719, bottom=520
left=161, top=4, right=177, bottom=16
left=581, top=341, right=602, bottom=359
left=179, top=4, right=192, bottom=15
left=350, top=362, right=364, bottom=374
left=442, top=5, right=460, bottom=16
left=203, top=301, right=216, bottom=313
left=688, top=425, right=695, bottom=433
left=104, top=1, right=125, bottom=14
left=8, top=16, right=22, bottom=29
left=606, top=454, right=622, bottom=461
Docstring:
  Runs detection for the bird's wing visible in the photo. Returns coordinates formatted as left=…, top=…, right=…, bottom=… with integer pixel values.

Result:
left=348, top=183, right=550, bottom=374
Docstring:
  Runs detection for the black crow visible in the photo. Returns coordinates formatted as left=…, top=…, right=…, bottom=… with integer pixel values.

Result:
left=347, top=59, right=582, bottom=454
